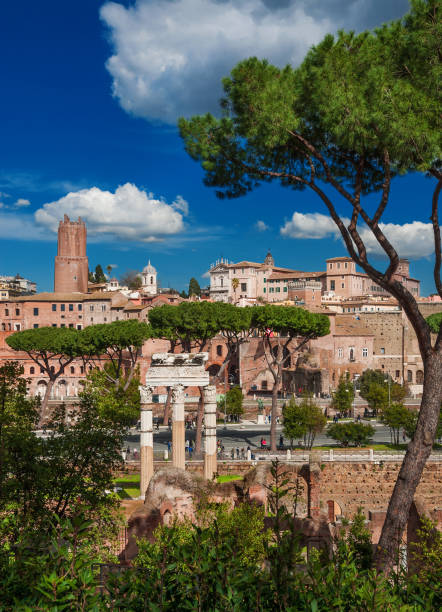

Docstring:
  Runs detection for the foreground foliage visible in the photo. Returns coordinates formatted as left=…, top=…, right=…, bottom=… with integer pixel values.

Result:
left=1, top=461, right=440, bottom=611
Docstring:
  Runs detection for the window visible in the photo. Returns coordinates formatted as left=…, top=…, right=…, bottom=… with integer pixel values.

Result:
left=101, top=305, right=106, bottom=311
left=69, top=323, right=74, bottom=328
left=362, top=347, right=368, bottom=358
left=52, top=324, right=57, bottom=327
left=337, top=262, right=340, bottom=269
left=329, top=263, right=332, bottom=269
left=216, top=344, right=223, bottom=357
left=263, top=278, right=266, bottom=283
left=263, top=288, right=266, bottom=293
left=80, top=366, right=84, bottom=374
left=15, top=308, right=19, bottom=316
left=345, top=262, right=348, bottom=268
left=276, top=287, right=280, bottom=292
left=61, top=324, right=65, bottom=328
left=70, top=366, right=75, bottom=374
left=30, top=367, right=35, bottom=374
left=220, top=277, right=223, bottom=287
left=40, top=367, right=44, bottom=374
left=261, top=380, right=268, bottom=390
left=283, top=286, right=287, bottom=292
left=60, top=304, right=65, bottom=312
left=33, top=323, right=39, bottom=329
left=5, top=309, right=9, bottom=316
left=77, top=324, right=82, bottom=330
left=33, top=308, right=39, bottom=316
left=395, top=370, right=400, bottom=378
left=90, top=305, right=94, bottom=311
left=407, top=370, right=413, bottom=383
left=69, top=304, right=73, bottom=311
left=380, top=347, right=385, bottom=354
left=330, top=281, right=335, bottom=291
left=78, top=304, right=82, bottom=311
left=52, top=304, right=57, bottom=311
left=14, top=324, right=20, bottom=330
left=240, top=283, right=247, bottom=292
left=337, top=348, right=343, bottom=358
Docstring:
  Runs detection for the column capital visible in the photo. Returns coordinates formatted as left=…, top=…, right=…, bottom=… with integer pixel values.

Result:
left=171, top=383, right=185, bottom=404
left=139, top=385, right=155, bottom=405
left=203, top=384, right=217, bottom=404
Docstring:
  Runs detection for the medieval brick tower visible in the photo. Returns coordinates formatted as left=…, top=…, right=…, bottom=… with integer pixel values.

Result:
left=54, top=215, right=88, bottom=293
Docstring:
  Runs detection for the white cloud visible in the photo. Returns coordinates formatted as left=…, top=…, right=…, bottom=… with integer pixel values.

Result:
left=281, top=212, right=340, bottom=240
left=14, top=198, right=30, bottom=207
left=172, top=195, right=189, bottom=216
left=100, top=0, right=333, bottom=124
left=280, top=211, right=435, bottom=259
left=34, top=183, right=187, bottom=242
left=100, top=0, right=409, bottom=125
left=255, top=220, right=269, bottom=231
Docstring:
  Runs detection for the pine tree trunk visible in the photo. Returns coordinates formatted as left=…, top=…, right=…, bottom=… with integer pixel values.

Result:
left=40, top=378, right=55, bottom=425
left=163, top=387, right=172, bottom=425
left=270, top=381, right=278, bottom=452
left=375, top=349, right=442, bottom=570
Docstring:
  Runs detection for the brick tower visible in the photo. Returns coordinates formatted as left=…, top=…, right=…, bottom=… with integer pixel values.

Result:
left=54, top=215, right=88, bottom=293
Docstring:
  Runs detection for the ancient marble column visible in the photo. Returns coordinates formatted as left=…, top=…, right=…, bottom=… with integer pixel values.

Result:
left=139, top=385, right=154, bottom=500
left=203, top=385, right=217, bottom=480
left=172, top=384, right=186, bottom=470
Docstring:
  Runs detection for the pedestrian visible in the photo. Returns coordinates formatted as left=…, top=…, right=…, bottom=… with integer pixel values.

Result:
left=262, top=438, right=267, bottom=450
left=241, top=447, right=245, bottom=460
left=185, top=439, right=190, bottom=454
left=133, top=448, right=138, bottom=460
left=279, top=434, right=284, bottom=449
left=402, top=431, right=406, bottom=443
left=236, top=447, right=240, bottom=459
left=126, top=446, right=130, bottom=456
left=167, top=440, right=171, bottom=453
left=231, top=448, right=235, bottom=460
left=260, top=437, right=264, bottom=449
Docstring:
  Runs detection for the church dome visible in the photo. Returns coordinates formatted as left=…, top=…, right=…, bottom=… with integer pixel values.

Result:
left=142, top=260, right=156, bottom=274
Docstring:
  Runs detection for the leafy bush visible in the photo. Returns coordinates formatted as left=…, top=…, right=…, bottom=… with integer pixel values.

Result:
left=326, top=422, right=375, bottom=447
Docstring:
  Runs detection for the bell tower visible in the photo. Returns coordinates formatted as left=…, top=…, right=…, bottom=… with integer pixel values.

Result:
left=54, top=215, right=88, bottom=293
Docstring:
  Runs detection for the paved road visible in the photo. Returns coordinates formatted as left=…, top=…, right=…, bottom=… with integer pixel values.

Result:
left=124, top=421, right=403, bottom=455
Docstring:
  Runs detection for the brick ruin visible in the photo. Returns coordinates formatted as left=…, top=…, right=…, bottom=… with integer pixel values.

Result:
left=122, top=459, right=441, bottom=561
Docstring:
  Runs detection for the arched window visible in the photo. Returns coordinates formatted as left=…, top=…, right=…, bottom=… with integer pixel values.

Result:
left=150, top=276, right=153, bottom=284
left=30, top=366, right=35, bottom=374
left=407, top=370, right=413, bottom=383
left=70, top=366, right=75, bottom=374
left=216, top=344, right=223, bottom=357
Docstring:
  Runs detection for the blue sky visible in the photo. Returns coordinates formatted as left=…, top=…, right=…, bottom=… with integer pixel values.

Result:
left=0, top=0, right=436, bottom=294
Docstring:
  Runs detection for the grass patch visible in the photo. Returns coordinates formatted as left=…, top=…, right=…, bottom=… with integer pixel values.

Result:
left=217, top=474, right=243, bottom=483
left=114, top=473, right=140, bottom=484
left=113, top=473, right=140, bottom=499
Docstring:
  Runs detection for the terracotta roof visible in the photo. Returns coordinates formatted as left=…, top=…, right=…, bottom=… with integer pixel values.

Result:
left=124, top=304, right=149, bottom=311
left=229, top=261, right=264, bottom=269
left=326, top=256, right=353, bottom=262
